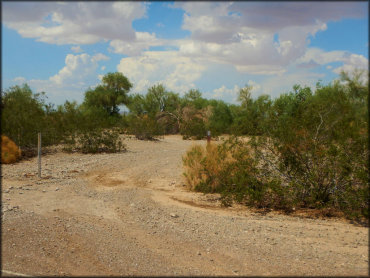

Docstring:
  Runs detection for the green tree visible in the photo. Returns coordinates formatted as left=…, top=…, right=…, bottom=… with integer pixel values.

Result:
left=146, top=84, right=168, bottom=113
left=237, top=85, right=253, bottom=108
left=1, top=84, right=46, bottom=148
left=254, top=77, right=368, bottom=218
left=183, top=89, right=208, bottom=109
left=231, top=94, right=272, bottom=136
left=207, top=100, right=233, bottom=135
left=83, top=72, right=132, bottom=116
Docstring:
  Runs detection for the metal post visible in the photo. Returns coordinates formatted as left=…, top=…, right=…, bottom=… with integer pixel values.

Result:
left=38, top=132, right=41, bottom=178
left=207, top=130, right=211, bottom=144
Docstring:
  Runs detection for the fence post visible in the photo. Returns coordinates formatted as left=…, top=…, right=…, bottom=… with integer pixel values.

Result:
left=38, top=132, right=41, bottom=178
left=207, top=130, right=211, bottom=144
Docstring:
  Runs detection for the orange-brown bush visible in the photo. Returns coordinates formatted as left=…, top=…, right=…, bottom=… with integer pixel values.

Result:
left=183, top=137, right=293, bottom=208
left=2, top=135, right=21, bottom=164
left=183, top=142, right=235, bottom=192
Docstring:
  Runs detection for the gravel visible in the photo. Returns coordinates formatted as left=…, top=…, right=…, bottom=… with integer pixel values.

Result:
left=1, top=135, right=368, bottom=276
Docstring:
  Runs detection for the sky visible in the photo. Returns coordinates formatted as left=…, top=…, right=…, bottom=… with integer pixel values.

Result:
left=2, top=1, right=369, bottom=106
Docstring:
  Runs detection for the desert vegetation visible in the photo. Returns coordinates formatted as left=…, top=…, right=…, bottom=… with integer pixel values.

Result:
left=1, top=70, right=368, bottom=220
left=1, top=135, right=22, bottom=164
left=183, top=71, right=368, bottom=220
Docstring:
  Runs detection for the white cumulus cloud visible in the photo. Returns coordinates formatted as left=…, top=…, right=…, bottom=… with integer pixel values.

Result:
left=117, top=51, right=206, bottom=94
left=170, top=2, right=366, bottom=76
left=109, top=32, right=165, bottom=56
left=296, top=48, right=368, bottom=80
left=3, top=2, right=147, bottom=45
left=15, top=53, right=109, bottom=104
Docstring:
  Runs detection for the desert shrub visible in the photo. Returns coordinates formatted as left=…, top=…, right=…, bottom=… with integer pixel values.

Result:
left=1, top=84, right=71, bottom=152
left=156, top=112, right=179, bottom=134
left=181, top=117, right=207, bottom=140
left=254, top=77, right=369, bottom=219
left=230, top=94, right=272, bottom=136
left=183, top=73, right=368, bottom=220
left=127, top=114, right=164, bottom=140
left=183, top=138, right=291, bottom=209
left=1, top=84, right=47, bottom=148
left=1, top=135, right=22, bottom=164
left=207, top=100, right=233, bottom=136
left=64, top=128, right=125, bottom=154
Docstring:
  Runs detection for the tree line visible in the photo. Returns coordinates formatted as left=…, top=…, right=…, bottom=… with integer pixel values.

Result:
left=1, top=71, right=259, bottom=148
left=1, top=70, right=368, bottom=219
left=1, top=71, right=368, bottom=148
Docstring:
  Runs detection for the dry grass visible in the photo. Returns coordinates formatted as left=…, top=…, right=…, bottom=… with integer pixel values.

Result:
left=182, top=142, right=236, bottom=191
left=1, top=135, right=21, bottom=164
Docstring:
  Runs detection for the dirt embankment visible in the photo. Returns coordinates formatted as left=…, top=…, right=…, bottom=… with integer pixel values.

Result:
left=1, top=135, right=368, bottom=276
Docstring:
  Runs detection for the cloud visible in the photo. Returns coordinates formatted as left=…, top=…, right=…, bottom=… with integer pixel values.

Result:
left=296, top=48, right=368, bottom=79
left=296, top=59, right=320, bottom=69
left=109, top=32, right=165, bottom=56
left=92, top=53, right=110, bottom=62
left=3, top=2, right=147, bottom=45
left=247, top=80, right=262, bottom=93
left=211, top=80, right=263, bottom=103
left=3, top=2, right=167, bottom=57
left=176, top=2, right=364, bottom=37
left=117, top=51, right=206, bottom=94
left=296, top=48, right=348, bottom=65
left=12, top=77, right=27, bottom=85
left=49, top=53, right=95, bottom=85
left=332, top=54, right=369, bottom=84
left=13, top=53, right=109, bottom=104
left=212, top=85, right=240, bottom=103
left=332, top=53, right=368, bottom=73
left=230, top=2, right=364, bottom=31
left=257, top=71, right=325, bottom=98
left=3, top=1, right=368, bottom=105
left=71, top=45, right=83, bottom=53
left=170, top=2, right=366, bottom=75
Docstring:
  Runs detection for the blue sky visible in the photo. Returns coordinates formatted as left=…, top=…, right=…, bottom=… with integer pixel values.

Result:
left=2, top=1, right=368, bottom=105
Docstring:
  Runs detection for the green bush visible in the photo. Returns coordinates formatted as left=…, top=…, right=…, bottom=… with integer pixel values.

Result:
left=181, top=117, right=207, bottom=140
left=255, top=77, right=368, bottom=219
left=1, top=84, right=48, bottom=148
left=64, top=128, right=125, bottom=154
left=183, top=73, right=368, bottom=220
left=127, top=115, right=164, bottom=140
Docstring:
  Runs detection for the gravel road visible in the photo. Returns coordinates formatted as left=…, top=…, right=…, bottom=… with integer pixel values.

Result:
left=1, top=135, right=368, bottom=276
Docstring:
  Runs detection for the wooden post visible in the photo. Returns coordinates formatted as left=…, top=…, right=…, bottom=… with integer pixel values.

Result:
left=207, top=130, right=211, bottom=144
left=38, top=132, right=41, bottom=178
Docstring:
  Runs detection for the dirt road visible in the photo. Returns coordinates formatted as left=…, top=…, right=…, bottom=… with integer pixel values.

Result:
left=1, top=135, right=368, bottom=276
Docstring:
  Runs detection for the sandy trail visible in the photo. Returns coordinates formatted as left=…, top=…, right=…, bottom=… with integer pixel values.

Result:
left=1, top=135, right=368, bottom=276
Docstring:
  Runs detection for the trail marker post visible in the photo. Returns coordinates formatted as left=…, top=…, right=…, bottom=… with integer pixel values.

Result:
left=38, top=132, right=41, bottom=178
left=207, top=130, right=211, bottom=144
